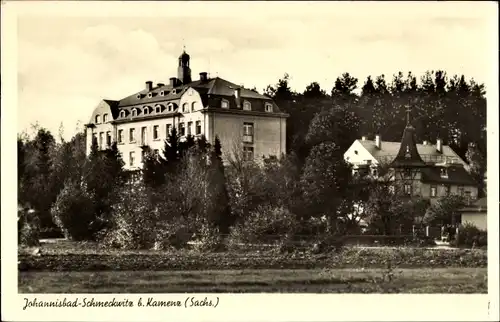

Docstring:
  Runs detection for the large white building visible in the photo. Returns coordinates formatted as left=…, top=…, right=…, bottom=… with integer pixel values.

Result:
left=85, top=50, right=288, bottom=170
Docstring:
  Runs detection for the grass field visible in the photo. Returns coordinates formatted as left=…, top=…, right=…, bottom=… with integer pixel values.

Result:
left=19, top=268, right=487, bottom=293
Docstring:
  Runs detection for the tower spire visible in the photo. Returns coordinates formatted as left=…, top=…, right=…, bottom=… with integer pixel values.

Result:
left=406, top=105, right=411, bottom=126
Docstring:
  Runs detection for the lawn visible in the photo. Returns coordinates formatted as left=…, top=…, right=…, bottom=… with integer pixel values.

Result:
left=19, top=268, right=487, bottom=293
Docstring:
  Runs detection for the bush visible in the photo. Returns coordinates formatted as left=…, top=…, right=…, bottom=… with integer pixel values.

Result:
left=153, top=217, right=193, bottom=250
left=228, top=206, right=298, bottom=246
left=18, top=207, right=41, bottom=247
left=51, top=181, right=97, bottom=241
left=101, top=183, right=158, bottom=249
left=452, top=223, right=487, bottom=248
left=192, top=223, right=225, bottom=252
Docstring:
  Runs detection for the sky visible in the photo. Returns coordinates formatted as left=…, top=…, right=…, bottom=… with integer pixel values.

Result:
left=14, top=1, right=497, bottom=141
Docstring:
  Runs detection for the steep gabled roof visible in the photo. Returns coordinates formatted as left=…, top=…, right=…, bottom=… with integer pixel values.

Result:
left=390, top=123, right=426, bottom=168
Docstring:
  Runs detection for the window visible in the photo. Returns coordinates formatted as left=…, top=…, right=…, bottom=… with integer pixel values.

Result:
left=243, top=122, right=254, bottom=143
left=187, top=122, right=192, bottom=136
left=179, top=123, right=185, bottom=136
left=371, top=168, right=378, bottom=177
left=265, top=103, right=273, bottom=113
left=153, top=125, right=159, bottom=140
left=103, top=114, right=108, bottom=123
left=148, top=93, right=153, bottom=98
left=99, top=132, right=104, bottom=148
left=155, top=105, right=161, bottom=113
left=167, top=124, right=172, bottom=135
left=243, top=147, right=254, bottom=161
left=143, top=107, right=149, bottom=115
left=119, top=111, right=126, bottom=118
left=440, top=168, right=448, bottom=178
left=132, top=109, right=138, bottom=117
left=129, top=151, right=135, bottom=167
left=243, top=101, right=251, bottom=111
left=221, top=99, right=229, bottom=109
left=191, top=102, right=196, bottom=112
left=458, top=186, right=465, bottom=196
left=168, top=104, right=173, bottom=112
left=182, top=103, right=188, bottom=113
left=465, top=191, right=472, bottom=204
left=129, top=128, right=136, bottom=143
left=404, top=184, right=412, bottom=195
left=196, top=121, right=202, bottom=135
left=136, top=94, right=142, bottom=99
left=95, top=115, right=101, bottom=124
left=159, top=91, right=165, bottom=96
left=118, top=129, right=124, bottom=144
left=430, top=185, right=437, bottom=197
left=141, top=127, right=147, bottom=145
left=106, top=131, right=111, bottom=147
left=445, top=185, right=451, bottom=195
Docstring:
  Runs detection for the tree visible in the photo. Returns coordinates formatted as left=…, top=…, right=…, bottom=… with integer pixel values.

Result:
left=142, top=145, right=165, bottom=188
left=300, top=142, right=351, bottom=231
left=303, top=82, right=327, bottom=99
left=305, top=106, right=361, bottom=153
left=423, top=195, right=465, bottom=227
left=206, top=136, right=232, bottom=233
left=465, top=142, right=486, bottom=197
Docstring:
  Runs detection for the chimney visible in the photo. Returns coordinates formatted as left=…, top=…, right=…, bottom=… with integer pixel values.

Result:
left=361, top=136, right=367, bottom=141
left=199, top=72, right=208, bottom=81
left=169, top=77, right=177, bottom=87
left=234, top=87, right=242, bottom=108
left=375, top=135, right=381, bottom=149
left=145, top=81, right=153, bottom=91
left=436, top=139, right=442, bottom=153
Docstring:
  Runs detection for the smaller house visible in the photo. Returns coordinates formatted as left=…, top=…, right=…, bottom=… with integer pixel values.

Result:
left=458, top=197, right=487, bottom=231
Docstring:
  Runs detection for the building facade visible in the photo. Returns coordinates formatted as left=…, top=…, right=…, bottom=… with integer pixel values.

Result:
left=344, top=112, right=479, bottom=202
left=85, top=50, right=288, bottom=170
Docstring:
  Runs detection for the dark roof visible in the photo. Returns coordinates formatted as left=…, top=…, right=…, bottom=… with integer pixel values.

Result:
left=420, top=166, right=477, bottom=186
left=390, top=124, right=426, bottom=168
left=117, top=77, right=273, bottom=108
left=102, top=99, right=120, bottom=119
left=459, top=197, right=487, bottom=212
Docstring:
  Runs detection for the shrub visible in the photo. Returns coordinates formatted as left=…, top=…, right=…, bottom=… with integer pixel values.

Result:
left=153, top=217, right=193, bottom=250
left=51, top=181, right=97, bottom=241
left=453, top=223, right=487, bottom=248
left=192, top=222, right=225, bottom=252
left=101, top=183, right=158, bottom=249
left=228, top=206, right=298, bottom=246
left=18, top=207, right=41, bottom=247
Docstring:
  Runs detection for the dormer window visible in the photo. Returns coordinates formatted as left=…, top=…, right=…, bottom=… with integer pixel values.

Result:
left=243, top=101, right=251, bottom=111
left=167, top=103, right=173, bottom=112
left=119, top=110, right=126, bottom=118
left=221, top=99, right=229, bottom=109
left=265, top=102, right=273, bottom=113
left=159, top=91, right=165, bottom=96
left=103, top=114, right=108, bottom=123
left=172, top=89, right=177, bottom=95
left=136, top=94, right=142, bottom=99
left=147, top=93, right=153, bottom=98
left=132, top=109, right=138, bottom=117
left=155, top=105, right=162, bottom=113
left=95, top=115, right=101, bottom=124
left=440, top=168, right=448, bottom=178
left=143, top=106, right=150, bottom=115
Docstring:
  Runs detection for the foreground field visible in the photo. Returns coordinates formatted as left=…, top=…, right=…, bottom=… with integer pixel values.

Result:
left=19, top=268, right=487, bottom=293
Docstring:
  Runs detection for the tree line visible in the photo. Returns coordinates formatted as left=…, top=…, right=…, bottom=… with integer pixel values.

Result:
left=17, top=70, right=487, bottom=249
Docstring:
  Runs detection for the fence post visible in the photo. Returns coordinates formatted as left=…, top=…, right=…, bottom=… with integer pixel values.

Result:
left=425, top=226, right=430, bottom=237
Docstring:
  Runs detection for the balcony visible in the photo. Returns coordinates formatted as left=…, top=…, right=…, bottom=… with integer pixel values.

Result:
left=242, top=135, right=253, bottom=144
left=349, top=154, right=461, bottom=166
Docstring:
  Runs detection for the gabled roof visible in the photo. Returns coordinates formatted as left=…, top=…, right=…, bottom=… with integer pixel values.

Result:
left=116, top=77, right=273, bottom=108
left=420, top=167, right=477, bottom=186
left=358, top=140, right=466, bottom=166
